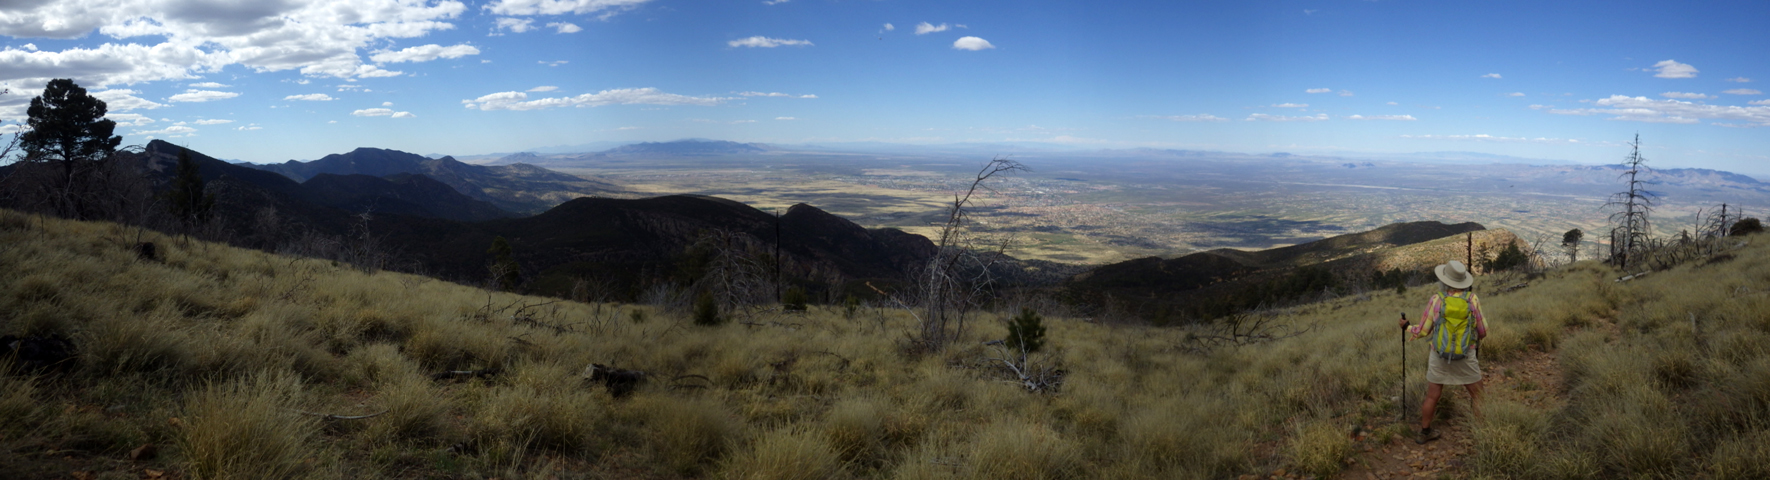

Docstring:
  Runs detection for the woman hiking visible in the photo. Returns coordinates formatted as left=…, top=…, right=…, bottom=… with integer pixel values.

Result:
left=1398, top=260, right=1487, bottom=444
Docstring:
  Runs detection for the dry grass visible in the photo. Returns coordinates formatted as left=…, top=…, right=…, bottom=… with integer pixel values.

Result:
left=5, top=207, right=1770, bottom=478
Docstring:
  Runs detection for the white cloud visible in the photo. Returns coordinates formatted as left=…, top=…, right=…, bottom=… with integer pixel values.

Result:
left=284, top=93, right=334, bottom=101
left=484, top=0, right=650, bottom=16
left=1652, top=59, right=1698, bottom=79
left=495, top=17, right=535, bottom=34
left=883, top=23, right=894, bottom=31
left=728, top=36, right=813, bottom=48
left=1338, top=90, right=1354, bottom=97
left=188, top=81, right=228, bottom=88
left=1660, top=92, right=1712, bottom=99
left=463, top=87, right=725, bottom=111
left=137, top=125, right=196, bottom=135
left=738, top=91, right=816, bottom=98
left=1400, top=134, right=1586, bottom=144
left=1246, top=113, right=1328, bottom=122
left=1270, top=103, right=1308, bottom=108
left=0, top=0, right=468, bottom=86
left=539, top=60, right=567, bottom=67
left=194, top=119, right=232, bottom=125
left=237, top=124, right=261, bottom=130
left=528, top=86, right=558, bottom=92
left=1481, top=73, right=1502, bottom=79
left=952, top=37, right=994, bottom=51
left=1346, top=114, right=1416, bottom=121
left=90, top=89, right=165, bottom=111
left=1747, top=99, right=1770, bottom=106
left=369, top=44, right=480, bottom=63
left=1545, top=95, right=1770, bottom=125
left=775, top=116, right=795, bottom=120
left=381, top=101, right=392, bottom=106
left=616, top=126, right=639, bottom=130
left=1143, top=114, right=1227, bottom=122
left=799, top=94, right=816, bottom=99
left=105, top=113, right=155, bottom=126
left=1386, top=101, right=1398, bottom=105
left=1528, top=104, right=1550, bottom=110
left=168, top=89, right=239, bottom=102
left=547, top=22, right=582, bottom=33
left=352, top=108, right=414, bottom=117
left=763, top=0, right=788, bottom=4
left=1305, top=88, right=1331, bottom=94
left=336, top=84, right=364, bottom=91
left=1722, top=89, right=1762, bottom=95
left=915, top=22, right=949, bottom=35
left=1505, top=92, right=1526, bottom=97
left=1724, top=77, right=1750, bottom=83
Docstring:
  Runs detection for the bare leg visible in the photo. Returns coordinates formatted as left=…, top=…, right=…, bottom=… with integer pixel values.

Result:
left=1419, top=383, right=1443, bottom=430
left=1464, top=380, right=1485, bottom=419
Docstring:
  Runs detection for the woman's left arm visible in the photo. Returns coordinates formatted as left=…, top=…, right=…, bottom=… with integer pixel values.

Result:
left=1472, top=294, right=1488, bottom=340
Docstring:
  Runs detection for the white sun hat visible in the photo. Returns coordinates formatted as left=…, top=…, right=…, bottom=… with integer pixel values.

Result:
left=1434, top=260, right=1474, bottom=289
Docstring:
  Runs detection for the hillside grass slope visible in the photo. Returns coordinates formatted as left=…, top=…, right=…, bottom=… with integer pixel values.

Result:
left=3, top=208, right=1769, bottom=479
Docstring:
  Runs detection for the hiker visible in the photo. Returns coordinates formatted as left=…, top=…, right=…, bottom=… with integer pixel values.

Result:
left=1397, top=260, right=1487, bottom=443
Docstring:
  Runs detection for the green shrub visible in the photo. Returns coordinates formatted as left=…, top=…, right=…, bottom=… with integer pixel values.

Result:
left=693, top=291, right=722, bottom=326
left=1006, top=307, right=1047, bottom=354
left=782, top=286, right=808, bottom=312
left=629, top=307, right=648, bottom=324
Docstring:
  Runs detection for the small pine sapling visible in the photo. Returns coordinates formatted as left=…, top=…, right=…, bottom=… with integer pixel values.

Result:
left=1005, top=307, right=1046, bottom=355
left=842, top=295, right=861, bottom=319
left=693, top=291, right=722, bottom=326
left=782, top=286, right=808, bottom=312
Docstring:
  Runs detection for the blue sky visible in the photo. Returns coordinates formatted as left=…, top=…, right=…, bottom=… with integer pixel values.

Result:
left=2, top=0, right=1767, bottom=174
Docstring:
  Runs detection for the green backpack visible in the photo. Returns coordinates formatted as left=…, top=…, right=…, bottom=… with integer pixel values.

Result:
left=1430, top=292, right=1477, bottom=360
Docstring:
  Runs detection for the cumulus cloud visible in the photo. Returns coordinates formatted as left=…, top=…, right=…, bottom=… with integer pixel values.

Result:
left=495, top=17, right=535, bottom=34
left=484, top=0, right=650, bottom=16
left=168, top=89, right=239, bottom=102
left=0, top=0, right=469, bottom=86
left=1753, top=99, right=1770, bottom=106
left=763, top=0, right=788, bottom=4
left=1338, top=90, right=1354, bottom=97
left=463, top=87, right=725, bottom=110
left=193, top=119, right=232, bottom=125
left=352, top=108, right=414, bottom=117
left=1545, top=95, right=1770, bottom=125
left=237, top=124, right=262, bottom=130
left=1247, top=113, right=1328, bottom=122
left=1724, top=77, right=1750, bottom=83
left=952, top=37, right=994, bottom=50
left=1305, top=88, right=1331, bottom=94
left=1386, top=101, right=1398, bottom=105
left=528, top=86, right=558, bottom=92
left=1722, top=89, right=1761, bottom=95
left=284, top=93, right=334, bottom=101
left=1652, top=59, right=1697, bottom=78
left=915, top=22, right=950, bottom=35
left=775, top=116, right=795, bottom=120
left=883, top=23, right=894, bottom=31
left=1660, top=92, right=1711, bottom=99
left=1142, top=114, right=1227, bottom=122
left=1400, top=134, right=1586, bottom=144
left=90, top=89, right=165, bottom=111
left=1346, top=114, right=1416, bottom=121
left=188, top=81, right=228, bottom=88
left=382, top=101, right=392, bottom=106
left=369, top=44, right=480, bottom=63
left=137, top=125, right=196, bottom=135
left=728, top=36, right=812, bottom=48
left=1269, top=103, right=1308, bottom=108
left=104, top=113, right=155, bottom=126
left=1505, top=92, right=1526, bottom=97
left=737, top=91, right=816, bottom=98
left=547, top=22, right=582, bottom=33
left=1481, top=73, right=1502, bottom=79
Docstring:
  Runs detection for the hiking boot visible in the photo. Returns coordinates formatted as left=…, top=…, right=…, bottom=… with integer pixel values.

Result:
left=1415, top=427, right=1441, bottom=444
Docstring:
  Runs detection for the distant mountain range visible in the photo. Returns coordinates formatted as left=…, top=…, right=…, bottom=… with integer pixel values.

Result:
left=250, top=147, right=627, bottom=214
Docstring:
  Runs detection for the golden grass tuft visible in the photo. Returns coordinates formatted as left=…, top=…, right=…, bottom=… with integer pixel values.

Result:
left=1288, top=418, right=1352, bottom=478
left=722, top=425, right=848, bottom=480
left=635, top=394, right=738, bottom=476
left=964, top=418, right=1082, bottom=480
left=1470, top=399, right=1546, bottom=478
left=180, top=370, right=320, bottom=480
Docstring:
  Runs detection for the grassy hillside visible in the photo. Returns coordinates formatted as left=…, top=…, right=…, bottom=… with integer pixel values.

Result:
left=3, top=208, right=1769, bottom=479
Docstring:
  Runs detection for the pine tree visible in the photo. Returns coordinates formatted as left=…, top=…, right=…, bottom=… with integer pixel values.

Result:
left=18, top=79, right=122, bottom=219
left=487, top=236, right=520, bottom=291
left=1561, top=228, right=1583, bottom=263
left=166, top=148, right=215, bottom=229
left=1605, top=135, right=1656, bottom=269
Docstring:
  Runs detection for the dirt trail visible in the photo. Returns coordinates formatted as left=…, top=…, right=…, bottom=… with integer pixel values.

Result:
left=1338, top=346, right=1566, bottom=479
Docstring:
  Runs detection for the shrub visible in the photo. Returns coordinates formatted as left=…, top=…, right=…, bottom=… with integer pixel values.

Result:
left=842, top=294, right=861, bottom=319
left=629, top=307, right=648, bottom=324
left=782, top=286, right=809, bottom=312
left=1730, top=217, right=1763, bottom=236
left=693, top=291, right=722, bottom=326
left=1005, top=307, right=1047, bottom=354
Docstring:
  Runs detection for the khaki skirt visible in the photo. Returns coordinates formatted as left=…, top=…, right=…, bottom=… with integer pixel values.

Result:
left=1426, top=349, right=1482, bottom=385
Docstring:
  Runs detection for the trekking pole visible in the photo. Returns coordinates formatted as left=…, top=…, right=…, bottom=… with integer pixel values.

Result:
left=1399, top=312, right=1407, bottom=425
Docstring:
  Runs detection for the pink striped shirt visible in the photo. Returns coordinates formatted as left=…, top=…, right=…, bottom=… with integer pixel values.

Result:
left=1408, top=291, right=1487, bottom=345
